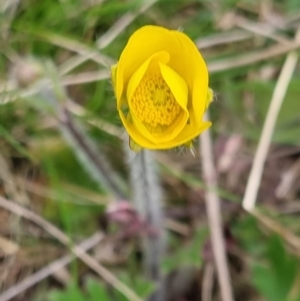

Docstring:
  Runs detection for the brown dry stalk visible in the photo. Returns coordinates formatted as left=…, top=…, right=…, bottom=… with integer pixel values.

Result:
left=60, top=0, right=158, bottom=74
left=202, top=262, right=214, bottom=301
left=208, top=38, right=300, bottom=73
left=0, top=196, right=142, bottom=301
left=252, top=209, right=300, bottom=252
left=199, top=113, right=235, bottom=301
left=235, top=16, right=292, bottom=45
left=0, top=232, right=103, bottom=301
left=96, top=0, right=159, bottom=49
left=61, top=70, right=110, bottom=86
left=242, top=51, right=298, bottom=211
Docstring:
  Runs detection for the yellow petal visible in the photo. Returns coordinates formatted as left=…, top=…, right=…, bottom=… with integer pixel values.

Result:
left=190, top=79, right=207, bottom=127
left=129, top=109, right=160, bottom=143
left=159, top=62, right=188, bottom=110
left=115, top=25, right=210, bottom=150
left=120, top=109, right=211, bottom=150
left=117, top=26, right=208, bottom=128
left=151, top=121, right=211, bottom=150
left=130, top=108, right=188, bottom=144
left=188, top=86, right=212, bottom=128
left=126, top=51, right=170, bottom=104
left=169, top=121, right=211, bottom=148
left=116, top=26, right=187, bottom=105
left=152, top=112, right=189, bottom=143
left=126, top=55, right=188, bottom=144
left=167, top=30, right=208, bottom=127
left=119, top=111, right=156, bottom=148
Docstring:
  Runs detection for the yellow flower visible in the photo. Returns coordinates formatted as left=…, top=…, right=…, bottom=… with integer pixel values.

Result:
left=111, top=25, right=212, bottom=150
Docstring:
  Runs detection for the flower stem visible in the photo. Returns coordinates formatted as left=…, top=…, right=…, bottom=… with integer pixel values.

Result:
left=124, top=138, right=165, bottom=282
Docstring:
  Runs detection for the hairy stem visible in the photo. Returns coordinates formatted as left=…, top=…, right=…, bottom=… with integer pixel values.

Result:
left=124, top=138, right=165, bottom=282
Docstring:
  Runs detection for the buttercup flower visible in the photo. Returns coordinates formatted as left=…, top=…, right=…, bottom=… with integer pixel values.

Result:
left=111, top=25, right=212, bottom=150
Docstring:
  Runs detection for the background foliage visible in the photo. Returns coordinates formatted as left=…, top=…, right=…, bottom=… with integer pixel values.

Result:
left=1, top=0, right=300, bottom=300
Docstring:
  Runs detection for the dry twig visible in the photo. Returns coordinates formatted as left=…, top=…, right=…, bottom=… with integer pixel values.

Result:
left=235, top=16, right=292, bottom=45
left=208, top=38, right=300, bottom=73
left=202, top=262, right=214, bottom=301
left=96, top=0, right=158, bottom=49
left=276, top=157, right=300, bottom=199
left=60, top=0, right=158, bottom=75
left=242, top=49, right=298, bottom=211
left=252, top=209, right=300, bottom=253
left=0, top=232, right=104, bottom=301
left=199, top=112, right=235, bottom=301
left=0, top=196, right=142, bottom=301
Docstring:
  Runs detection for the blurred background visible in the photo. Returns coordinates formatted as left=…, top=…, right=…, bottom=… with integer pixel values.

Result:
left=1, top=0, right=300, bottom=300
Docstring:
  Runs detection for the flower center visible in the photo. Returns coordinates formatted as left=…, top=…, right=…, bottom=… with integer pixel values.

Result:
left=131, top=73, right=181, bottom=128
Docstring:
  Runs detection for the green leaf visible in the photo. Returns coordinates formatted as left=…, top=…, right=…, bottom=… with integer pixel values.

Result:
left=268, top=236, right=297, bottom=300
left=252, top=264, right=280, bottom=301
left=48, top=283, right=85, bottom=301
left=117, top=272, right=154, bottom=299
left=86, top=278, right=109, bottom=301
left=252, top=235, right=298, bottom=301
